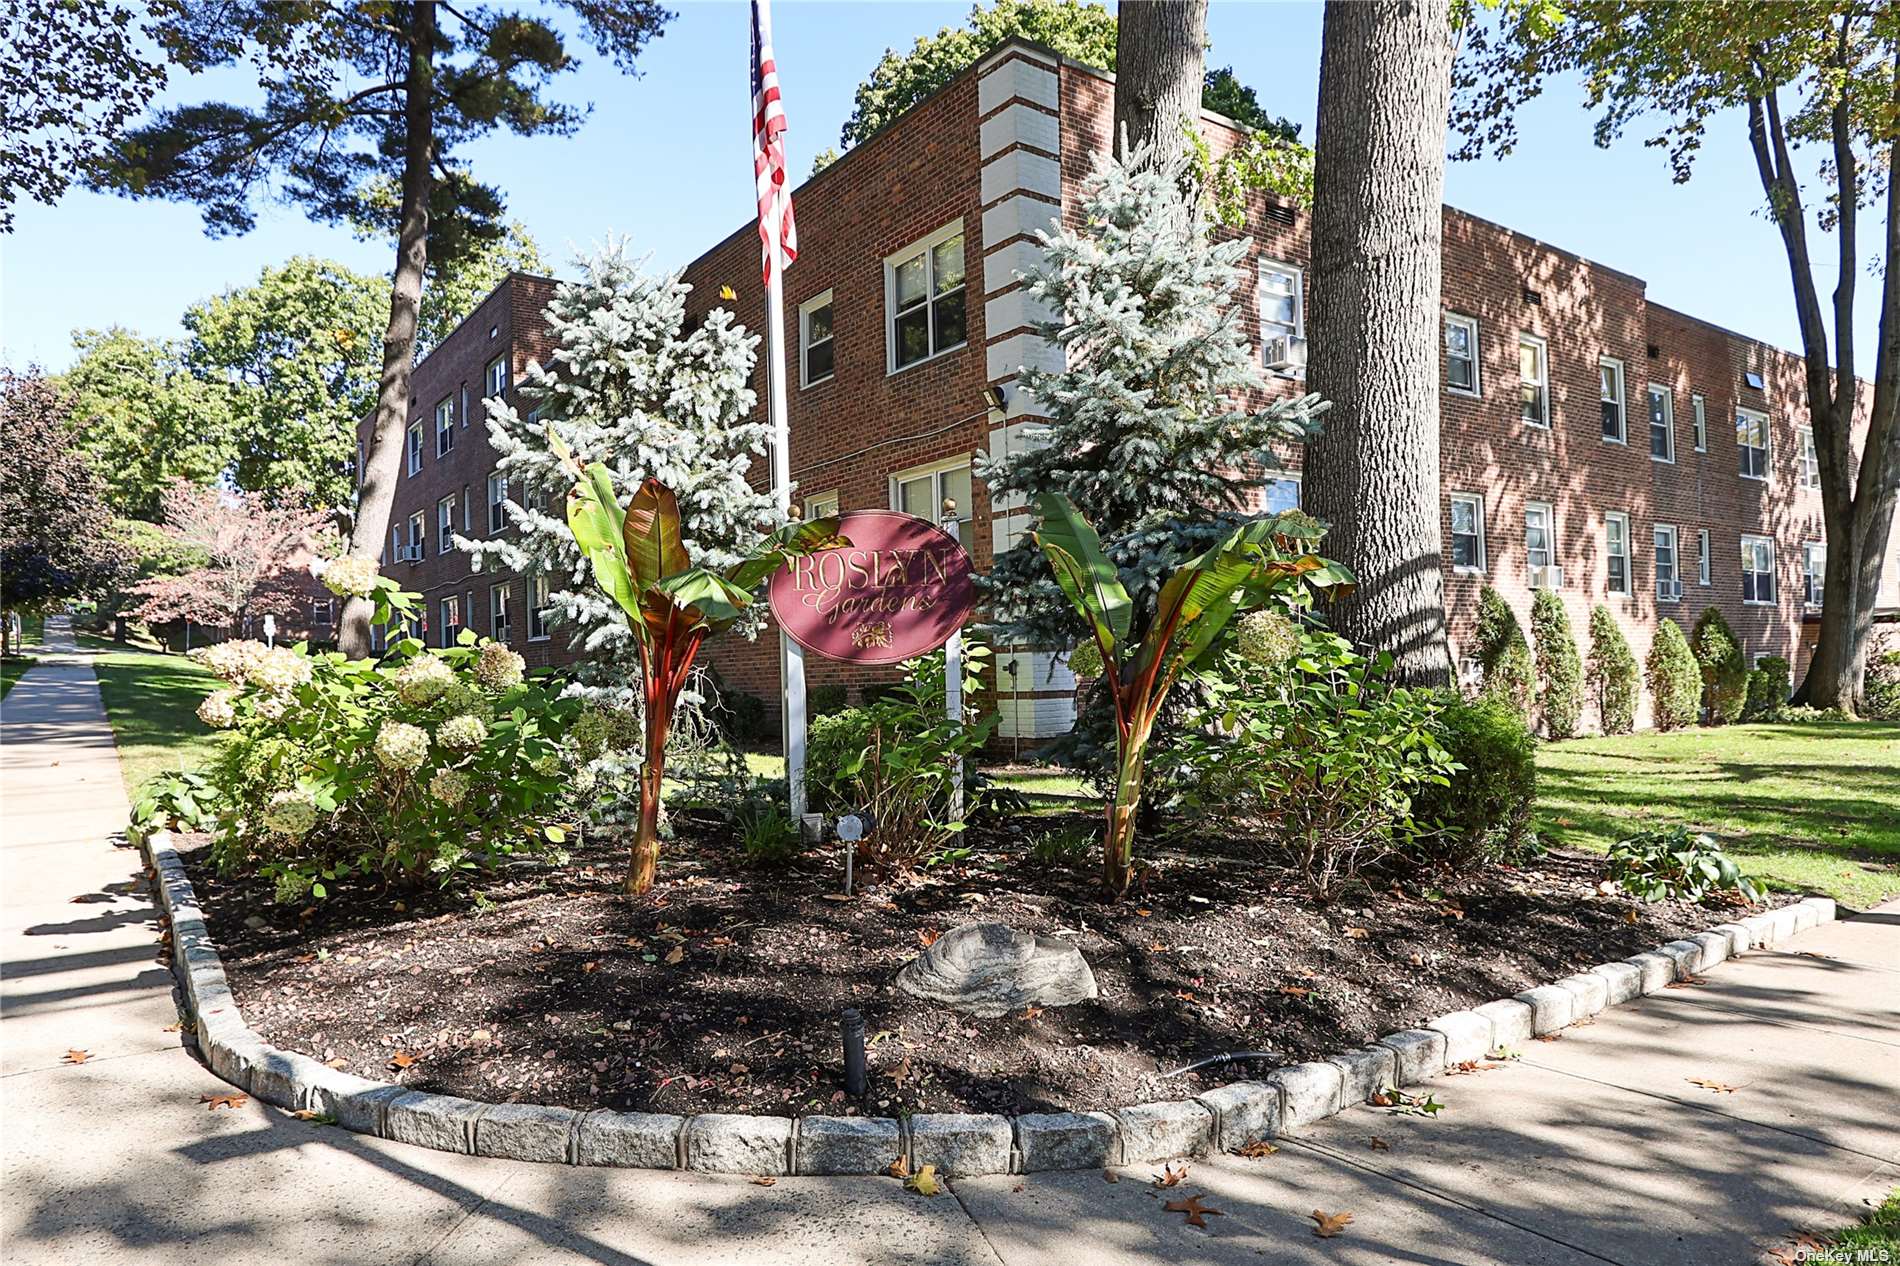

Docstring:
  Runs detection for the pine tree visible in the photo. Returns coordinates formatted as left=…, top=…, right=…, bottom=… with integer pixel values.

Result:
left=1585, top=604, right=1639, bottom=735
left=1648, top=618, right=1702, bottom=731
left=467, top=244, right=779, bottom=694
left=978, top=144, right=1327, bottom=649
left=1529, top=590, right=1582, bottom=738
left=1691, top=606, right=1748, bottom=724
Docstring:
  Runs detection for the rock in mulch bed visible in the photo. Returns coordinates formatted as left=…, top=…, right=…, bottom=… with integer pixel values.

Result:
left=176, top=818, right=1791, bottom=1121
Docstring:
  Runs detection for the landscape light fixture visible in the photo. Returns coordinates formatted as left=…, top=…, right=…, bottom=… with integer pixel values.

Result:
left=983, top=383, right=1009, bottom=413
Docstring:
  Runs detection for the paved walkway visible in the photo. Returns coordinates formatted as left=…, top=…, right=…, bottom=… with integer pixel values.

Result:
left=2, top=616, right=1895, bottom=1265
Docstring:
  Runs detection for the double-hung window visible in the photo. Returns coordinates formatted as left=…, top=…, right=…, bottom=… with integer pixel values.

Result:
left=1798, top=426, right=1820, bottom=489
left=804, top=491, right=840, bottom=521
left=490, top=582, right=511, bottom=642
left=1648, top=385, right=1674, bottom=462
left=887, top=222, right=966, bottom=371
left=487, top=473, right=509, bottom=534
left=892, top=458, right=973, bottom=537
left=1803, top=541, right=1826, bottom=608
left=406, top=419, right=424, bottom=475
left=1260, top=262, right=1305, bottom=372
left=800, top=290, right=835, bottom=387
left=435, top=397, right=455, bottom=457
left=1599, top=358, right=1625, bottom=442
left=1692, top=394, right=1707, bottom=452
left=1654, top=525, right=1680, bottom=602
left=485, top=354, right=510, bottom=398
left=1449, top=493, right=1485, bottom=573
left=1264, top=473, right=1302, bottom=514
left=439, top=595, right=462, bottom=648
left=1445, top=314, right=1479, bottom=395
left=527, top=574, right=552, bottom=641
left=1697, top=528, right=1711, bottom=586
left=1738, top=408, right=1770, bottom=480
left=406, top=510, right=425, bottom=561
left=1525, top=501, right=1555, bottom=576
left=1605, top=511, right=1632, bottom=596
left=1519, top=335, right=1549, bottom=428
left=1742, top=535, right=1776, bottom=604
left=437, top=494, right=455, bottom=555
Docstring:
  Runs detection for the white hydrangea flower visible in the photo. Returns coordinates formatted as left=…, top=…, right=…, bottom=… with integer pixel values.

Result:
left=473, top=641, right=525, bottom=691
left=436, top=713, right=488, bottom=752
left=255, top=694, right=289, bottom=722
left=438, top=681, right=493, bottom=722
left=191, top=640, right=268, bottom=685
left=1065, top=639, right=1103, bottom=680
left=315, top=555, right=381, bottom=599
left=573, top=766, right=599, bottom=795
left=530, top=753, right=562, bottom=777
left=249, top=646, right=313, bottom=695
left=393, top=654, right=455, bottom=707
left=429, top=768, right=470, bottom=806
left=262, top=789, right=319, bottom=838
left=196, top=689, right=238, bottom=730
left=1235, top=609, right=1301, bottom=666
left=374, top=721, right=430, bottom=772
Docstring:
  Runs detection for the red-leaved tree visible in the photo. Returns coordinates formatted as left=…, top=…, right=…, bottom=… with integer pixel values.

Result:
left=131, top=481, right=333, bottom=638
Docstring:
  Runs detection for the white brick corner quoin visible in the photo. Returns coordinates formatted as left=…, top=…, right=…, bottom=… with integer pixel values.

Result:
left=142, top=829, right=1840, bottom=1179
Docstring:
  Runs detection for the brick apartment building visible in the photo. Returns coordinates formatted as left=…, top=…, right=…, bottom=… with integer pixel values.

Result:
left=359, top=38, right=1900, bottom=735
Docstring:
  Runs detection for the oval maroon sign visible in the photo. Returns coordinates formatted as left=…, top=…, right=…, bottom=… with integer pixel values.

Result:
left=768, top=510, right=975, bottom=665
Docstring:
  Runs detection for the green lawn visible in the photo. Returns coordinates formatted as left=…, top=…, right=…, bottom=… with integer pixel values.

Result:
left=1537, top=721, right=1900, bottom=908
left=1824, top=1187, right=1900, bottom=1257
left=1, top=657, right=37, bottom=700
left=79, top=636, right=224, bottom=797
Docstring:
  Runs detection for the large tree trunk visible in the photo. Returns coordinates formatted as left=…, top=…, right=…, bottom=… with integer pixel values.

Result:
left=1303, top=0, right=1455, bottom=685
left=338, top=0, right=434, bottom=659
left=1112, top=0, right=1208, bottom=168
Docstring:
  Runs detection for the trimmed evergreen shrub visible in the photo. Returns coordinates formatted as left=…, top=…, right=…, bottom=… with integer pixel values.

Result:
left=1408, top=691, right=1538, bottom=871
left=1476, top=585, right=1535, bottom=719
left=1743, top=655, right=1791, bottom=721
left=1529, top=590, right=1582, bottom=738
left=1691, top=607, right=1748, bottom=724
left=809, top=682, right=850, bottom=717
left=1585, top=604, right=1639, bottom=735
left=1647, top=618, right=1702, bottom=730
left=1866, top=646, right=1900, bottom=721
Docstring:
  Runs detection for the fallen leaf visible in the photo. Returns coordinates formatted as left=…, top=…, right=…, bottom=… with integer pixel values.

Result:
left=1236, top=1140, right=1279, bottom=1158
left=1666, top=976, right=1708, bottom=989
left=751, top=1175, right=776, bottom=1187
left=917, top=928, right=939, bottom=949
left=905, top=1162, right=941, bottom=1197
left=1163, top=1193, right=1226, bottom=1230
left=1102, top=1168, right=1121, bottom=1183
left=1623, top=910, right=1641, bottom=925
left=887, top=1155, right=911, bottom=1179
left=1534, top=1033, right=1563, bottom=1042
left=200, top=1092, right=248, bottom=1110
left=1021, top=1004, right=1043, bottom=1020
left=1280, top=985, right=1311, bottom=998
left=62, top=1049, right=91, bottom=1065
left=582, top=961, right=599, bottom=974
left=1408, top=952, right=1424, bottom=967
left=1152, top=1162, right=1189, bottom=1188
left=1344, top=926, right=1369, bottom=939
left=1311, top=1209, right=1354, bottom=1238
left=1365, top=1136, right=1390, bottom=1151
left=389, top=1050, right=419, bottom=1069
left=664, top=945, right=684, bottom=965
left=1688, top=1077, right=1740, bottom=1094
left=290, top=1110, right=337, bottom=1125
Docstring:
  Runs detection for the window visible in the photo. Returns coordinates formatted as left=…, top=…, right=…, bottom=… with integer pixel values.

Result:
left=406, top=419, right=424, bottom=475
left=1692, top=394, right=1707, bottom=452
left=490, top=582, right=512, bottom=642
left=435, top=397, right=455, bottom=457
left=1803, top=541, right=1826, bottom=608
left=1518, top=335, right=1549, bottom=428
left=1449, top=493, right=1485, bottom=573
left=893, top=458, right=974, bottom=537
left=406, top=510, right=425, bottom=561
left=439, top=595, right=462, bottom=648
left=804, top=491, right=839, bottom=521
left=887, top=222, right=966, bottom=371
left=1654, top=525, right=1680, bottom=602
left=1738, top=408, right=1770, bottom=479
left=527, top=574, right=551, bottom=641
left=437, top=494, right=456, bottom=555
left=1264, top=474, right=1301, bottom=514
left=1599, top=358, right=1625, bottom=443
left=1260, top=261, right=1305, bottom=371
left=1444, top=314, right=1479, bottom=395
left=1648, top=385, right=1674, bottom=462
left=312, top=598, right=333, bottom=629
left=487, top=473, right=509, bottom=534
left=1742, top=534, right=1776, bottom=604
left=1525, top=501, right=1555, bottom=572
left=800, top=290, right=835, bottom=387
left=485, top=354, right=510, bottom=398
left=1698, top=528, right=1711, bottom=586
left=1798, top=426, right=1820, bottom=489
left=1605, top=511, right=1631, bottom=596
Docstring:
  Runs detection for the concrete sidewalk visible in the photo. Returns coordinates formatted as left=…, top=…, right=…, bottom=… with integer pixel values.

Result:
left=2, top=617, right=1895, bottom=1265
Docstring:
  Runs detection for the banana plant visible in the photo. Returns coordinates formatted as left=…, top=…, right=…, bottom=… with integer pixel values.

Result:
left=1032, top=491, right=1353, bottom=897
left=559, top=443, right=845, bottom=896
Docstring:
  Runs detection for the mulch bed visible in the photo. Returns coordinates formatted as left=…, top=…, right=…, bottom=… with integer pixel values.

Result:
left=176, top=819, right=1789, bottom=1121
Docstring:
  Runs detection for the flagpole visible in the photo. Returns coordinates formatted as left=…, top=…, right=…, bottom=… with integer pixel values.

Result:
left=768, top=261, right=807, bottom=821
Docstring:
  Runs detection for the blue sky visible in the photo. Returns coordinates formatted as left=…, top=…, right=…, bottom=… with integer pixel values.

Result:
left=0, top=0, right=1864, bottom=373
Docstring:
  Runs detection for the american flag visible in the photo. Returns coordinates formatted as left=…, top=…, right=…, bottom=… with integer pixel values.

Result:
left=751, top=0, right=797, bottom=285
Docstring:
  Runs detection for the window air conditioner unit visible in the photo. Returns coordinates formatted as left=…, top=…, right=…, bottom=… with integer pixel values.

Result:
left=400, top=544, right=422, bottom=563
left=1264, top=334, right=1308, bottom=372
left=1531, top=564, right=1563, bottom=591
left=1658, top=578, right=1682, bottom=602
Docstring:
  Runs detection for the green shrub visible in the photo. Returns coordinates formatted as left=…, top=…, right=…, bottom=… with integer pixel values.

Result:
left=1407, top=692, right=1537, bottom=870
left=1691, top=607, right=1748, bottom=724
left=1742, top=655, right=1791, bottom=720
left=810, top=682, right=850, bottom=717
left=1865, top=648, right=1900, bottom=721
left=807, top=706, right=872, bottom=813
left=1476, top=586, right=1535, bottom=719
left=1529, top=590, right=1582, bottom=738
left=1608, top=825, right=1761, bottom=904
left=1647, top=618, right=1702, bottom=731
left=733, top=794, right=802, bottom=866
left=129, top=769, right=219, bottom=842
left=705, top=674, right=769, bottom=745
left=1585, top=605, right=1639, bottom=735
left=1165, top=629, right=1456, bottom=898
left=1027, top=823, right=1093, bottom=868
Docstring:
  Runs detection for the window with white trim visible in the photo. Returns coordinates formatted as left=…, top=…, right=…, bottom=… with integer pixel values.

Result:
left=1698, top=528, right=1711, bottom=586
left=487, top=473, right=509, bottom=534
left=1264, top=473, right=1301, bottom=514
left=1519, top=334, right=1549, bottom=428
left=1654, top=525, right=1680, bottom=602
left=439, top=595, right=462, bottom=648
left=490, top=582, right=511, bottom=642
left=528, top=573, right=551, bottom=641
left=437, top=494, right=455, bottom=555
left=1525, top=501, right=1555, bottom=572
left=406, top=510, right=425, bottom=561
left=406, top=419, right=424, bottom=475
left=1803, top=540, right=1826, bottom=608
left=1742, top=534, right=1776, bottom=604
left=1738, top=408, right=1770, bottom=480
left=1599, top=358, right=1625, bottom=442
left=800, top=290, right=834, bottom=387
left=1692, top=394, right=1707, bottom=452
left=804, top=491, right=839, bottom=521
left=312, top=597, right=333, bottom=629
left=892, top=457, right=973, bottom=536
left=435, top=397, right=455, bottom=456
left=886, top=221, right=966, bottom=371
left=1648, top=384, right=1674, bottom=462
left=1445, top=313, right=1479, bottom=395
left=1605, top=511, right=1631, bottom=596
left=1449, top=492, right=1485, bottom=573
left=485, top=354, right=510, bottom=398
left=1798, top=426, right=1820, bottom=489
left=1260, top=261, right=1305, bottom=371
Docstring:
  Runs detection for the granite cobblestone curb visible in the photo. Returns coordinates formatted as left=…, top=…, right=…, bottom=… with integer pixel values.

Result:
left=141, top=830, right=1840, bottom=1178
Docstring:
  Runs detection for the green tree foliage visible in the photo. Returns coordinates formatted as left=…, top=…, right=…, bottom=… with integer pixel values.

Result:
left=1646, top=617, right=1702, bottom=731
left=1475, top=585, right=1534, bottom=718
left=59, top=328, right=233, bottom=520
left=1743, top=654, right=1792, bottom=721
left=1529, top=590, right=1582, bottom=738
left=1585, top=603, right=1639, bottom=735
left=1690, top=606, right=1748, bottom=725
left=92, top=516, right=209, bottom=642
left=1201, top=67, right=1300, bottom=140
left=181, top=257, right=388, bottom=511
left=0, top=369, right=125, bottom=621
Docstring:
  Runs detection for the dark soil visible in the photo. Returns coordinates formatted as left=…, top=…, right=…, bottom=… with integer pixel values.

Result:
left=178, top=820, right=1789, bottom=1120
